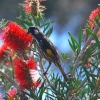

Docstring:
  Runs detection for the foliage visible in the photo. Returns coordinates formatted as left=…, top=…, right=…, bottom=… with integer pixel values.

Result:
left=0, top=0, right=100, bottom=100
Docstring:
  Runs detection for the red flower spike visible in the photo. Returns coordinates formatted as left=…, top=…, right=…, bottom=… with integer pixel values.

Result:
left=2, top=21, right=33, bottom=52
left=8, top=88, right=17, bottom=100
left=89, top=8, right=100, bottom=30
left=14, top=58, right=40, bottom=90
left=14, top=58, right=32, bottom=90
left=24, top=4, right=31, bottom=14
left=27, top=58, right=37, bottom=69
left=0, top=43, right=8, bottom=61
left=85, top=63, right=91, bottom=68
left=23, top=0, right=46, bottom=16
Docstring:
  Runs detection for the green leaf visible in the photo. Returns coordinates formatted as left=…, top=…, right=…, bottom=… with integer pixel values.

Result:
left=45, top=92, right=56, bottom=100
left=41, top=20, right=55, bottom=29
left=17, top=17, right=33, bottom=27
left=86, top=28, right=100, bottom=49
left=38, top=80, right=46, bottom=99
left=0, top=19, right=7, bottom=28
left=24, top=90, right=39, bottom=100
left=31, top=13, right=39, bottom=26
left=89, top=62, right=100, bottom=72
left=18, top=4, right=26, bottom=19
left=82, top=43, right=97, bottom=59
left=45, top=26, right=53, bottom=37
left=82, top=66, right=90, bottom=81
left=40, top=19, right=55, bottom=36
left=68, top=32, right=76, bottom=51
left=68, top=32, right=79, bottom=52
left=92, top=50, right=100, bottom=57
left=68, top=39, right=74, bottom=52
left=78, top=28, right=83, bottom=52
left=61, top=52, right=68, bottom=63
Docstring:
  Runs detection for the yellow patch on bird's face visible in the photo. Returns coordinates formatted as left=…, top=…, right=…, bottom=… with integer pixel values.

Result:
left=46, top=49, right=54, bottom=57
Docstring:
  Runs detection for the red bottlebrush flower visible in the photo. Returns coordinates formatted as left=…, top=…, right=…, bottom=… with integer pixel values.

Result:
left=85, top=57, right=94, bottom=68
left=23, top=0, right=46, bottom=17
left=88, top=8, right=100, bottom=30
left=0, top=43, right=8, bottom=61
left=24, top=3, right=31, bottom=14
left=14, top=58, right=41, bottom=90
left=89, top=8, right=100, bottom=29
left=27, top=58, right=37, bottom=69
left=2, top=21, right=33, bottom=52
left=7, top=87, right=17, bottom=100
left=85, top=63, right=91, bottom=68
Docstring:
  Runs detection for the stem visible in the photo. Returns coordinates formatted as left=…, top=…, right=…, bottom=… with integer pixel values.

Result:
left=71, top=67, right=95, bottom=95
left=72, top=78, right=87, bottom=94
left=0, top=70, right=22, bottom=95
left=71, top=23, right=99, bottom=77
left=0, top=70, right=19, bottom=90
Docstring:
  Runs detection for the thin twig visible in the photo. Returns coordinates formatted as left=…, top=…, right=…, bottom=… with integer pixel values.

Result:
left=72, top=78, right=87, bottom=94
left=71, top=67, right=95, bottom=95
left=71, top=23, right=99, bottom=77
left=0, top=70, right=22, bottom=95
left=0, top=70, right=20, bottom=90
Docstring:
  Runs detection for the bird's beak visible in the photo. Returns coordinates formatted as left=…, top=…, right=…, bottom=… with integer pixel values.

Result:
left=27, top=32, right=32, bottom=35
left=27, top=32, right=33, bottom=36
left=27, top=31, right=29, bottom=34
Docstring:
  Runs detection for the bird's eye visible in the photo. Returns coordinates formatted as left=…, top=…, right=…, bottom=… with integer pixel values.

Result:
left=34, top=29, right=39, bottom=34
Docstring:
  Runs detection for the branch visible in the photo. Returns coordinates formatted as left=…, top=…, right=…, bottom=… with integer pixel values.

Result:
left=71, top=66, right=96, bottom=95
left=0, top=70, right=23, bottom=96
left=72, top=78, right=87, bottom=94
left=71, top=23, right=99, bottom=77
left=0, top=70, right=20, bottom=90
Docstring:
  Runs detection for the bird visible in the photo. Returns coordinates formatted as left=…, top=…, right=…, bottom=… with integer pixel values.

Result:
left=27, top=26, right=68, bottom=81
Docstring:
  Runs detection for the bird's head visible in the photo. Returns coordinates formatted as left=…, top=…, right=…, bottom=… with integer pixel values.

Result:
left=28, top=26, right=43, bottom=39
left=28, top=26, right=39, bottom=35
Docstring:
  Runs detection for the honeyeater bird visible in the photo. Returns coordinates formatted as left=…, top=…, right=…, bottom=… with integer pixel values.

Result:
left=28, top=26, right=68, bottom=81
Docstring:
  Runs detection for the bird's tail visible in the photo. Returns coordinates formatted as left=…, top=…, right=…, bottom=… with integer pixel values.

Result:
left=56, top=63, right=68, bottom=82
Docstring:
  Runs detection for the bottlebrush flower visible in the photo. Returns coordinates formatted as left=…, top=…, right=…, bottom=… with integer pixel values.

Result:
left=2, top=21, right=33, bottom=52
left=23, top=0, right=46, bottom=17
left=14, top=58, right=41, bottom=90
left=7, top=86, right=17, bottom=100
left=89, top=8, right=100, bottom=29
left=0, top=43, right=8, bottom=61
left=88, top=8, right=100, bottom=36
left=24, top=3, right=31, bottom=14
left=85, top=57, right=94, bottom=68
